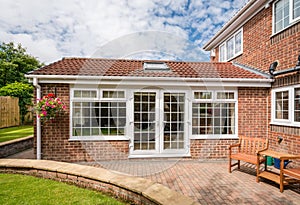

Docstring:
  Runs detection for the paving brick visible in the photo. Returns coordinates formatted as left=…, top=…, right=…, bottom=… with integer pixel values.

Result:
left=93, top=159, right=300, bottom=205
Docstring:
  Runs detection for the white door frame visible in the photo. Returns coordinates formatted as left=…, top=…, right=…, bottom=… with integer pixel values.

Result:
left=129, top=89, right=190, bottom=158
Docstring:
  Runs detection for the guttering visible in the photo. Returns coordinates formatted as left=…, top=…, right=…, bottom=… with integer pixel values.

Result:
left=272, top=66, right=300, bottom=77
left=203, top=0, right=268, bottom=50
left=25, top=74, right=274, bottom=83
left=33, top=77, right=41, bottom=160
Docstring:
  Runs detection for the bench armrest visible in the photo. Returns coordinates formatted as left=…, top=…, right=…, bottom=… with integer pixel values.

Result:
left=229, top=143, right=240, bottom=150
left=229, top=143, right=241, bottom=156
left=256, top=147, right=269, bottom=155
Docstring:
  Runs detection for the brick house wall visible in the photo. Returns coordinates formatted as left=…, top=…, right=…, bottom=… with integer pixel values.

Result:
left=211, top=6, right=300, bottom=72
left=35, top=84, right=269, bottom=161
left=190, top=87, right=269, bottom=159
left=34, top=84, right=129, bottom=162
left=209, top=3, right=300, bottom=164
left=269, top=73, right=300, bottom=165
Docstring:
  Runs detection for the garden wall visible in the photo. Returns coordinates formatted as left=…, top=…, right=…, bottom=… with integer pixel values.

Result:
left=0, top=136, right=33, bottom=158
left=0, top=159, right=197, bottom=205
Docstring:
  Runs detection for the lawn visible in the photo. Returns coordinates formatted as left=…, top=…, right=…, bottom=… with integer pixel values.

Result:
left=0, top=173, right=126, bottom=205
left=0, top=125, right=33, bottom=143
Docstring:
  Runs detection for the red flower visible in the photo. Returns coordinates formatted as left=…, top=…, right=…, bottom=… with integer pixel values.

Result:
left=47, top=93, right=55, bottom=98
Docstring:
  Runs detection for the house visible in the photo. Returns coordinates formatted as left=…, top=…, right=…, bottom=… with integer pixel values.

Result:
left=26, top=0, right=299, bottom=162
left=26, top=58, right=272, bottom=161
left=203, top=0, right=300, bottom=160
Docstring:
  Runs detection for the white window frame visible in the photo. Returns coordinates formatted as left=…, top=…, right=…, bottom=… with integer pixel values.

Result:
left=273, top=0, right=300, bottom=34
left=71, top=88, right=99, bottom=100
left=100, top=89, right=126, bottom=101
left=218, top=28, right=243, bottom=62
left=190, top=90, right=238, bottom=139
left=290, top=0, right=300, bottom=23
left=271, top=85, right=300, bottom=127
left=69, top=88, right=128, bottom=141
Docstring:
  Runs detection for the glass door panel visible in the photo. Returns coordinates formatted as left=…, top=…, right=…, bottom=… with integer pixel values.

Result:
left=163, top=93, right=185, bottom=150
left=133, top=92, right=156, bottom=151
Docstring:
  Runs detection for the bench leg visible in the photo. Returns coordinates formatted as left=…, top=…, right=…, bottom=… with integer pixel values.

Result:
left=256, top=165, right=260, bottom=182
left=238, top=160, right=240, bottom=170
left=229, top=157, right=232, bottom=173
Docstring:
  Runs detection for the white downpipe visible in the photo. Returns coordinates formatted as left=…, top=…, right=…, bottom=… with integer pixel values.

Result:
left=33, top=78, right=42, bottom=160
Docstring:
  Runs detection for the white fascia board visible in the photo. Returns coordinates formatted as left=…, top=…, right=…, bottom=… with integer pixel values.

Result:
left=26, top=74, right=273, bottom=87
left=203, top=0, right=267, bottom=50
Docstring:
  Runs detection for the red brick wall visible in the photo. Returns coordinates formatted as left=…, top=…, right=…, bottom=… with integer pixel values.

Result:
left=190, top=139, right=238, bottom=159
left=190, top=87, right=270, bottom=159
left=212, top=6, right=300, bottom=72
left=238, top=87, right=270, bottom=138
left=34, top=84, right=129, bottom=162
left=269, top=74, right=300, bottom=166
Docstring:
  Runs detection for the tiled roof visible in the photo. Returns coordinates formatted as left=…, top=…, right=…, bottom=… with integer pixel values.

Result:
left=28, top=58, right=267, bottom=79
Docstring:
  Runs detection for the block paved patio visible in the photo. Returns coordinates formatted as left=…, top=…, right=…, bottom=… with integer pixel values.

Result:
left=7, top=149, right=300, bottom=204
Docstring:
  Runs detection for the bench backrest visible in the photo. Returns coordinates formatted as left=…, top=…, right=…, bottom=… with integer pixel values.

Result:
left=239, top=136, right=268, bottom=155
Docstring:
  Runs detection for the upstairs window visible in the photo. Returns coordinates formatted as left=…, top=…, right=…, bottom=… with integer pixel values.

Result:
left=219, top=29, right=243, bottom=62
left=273, top=0, right=300, bottom=34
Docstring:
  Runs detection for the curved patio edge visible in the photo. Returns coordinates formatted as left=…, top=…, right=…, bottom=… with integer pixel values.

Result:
left=0, top=159, right=199, bottom=205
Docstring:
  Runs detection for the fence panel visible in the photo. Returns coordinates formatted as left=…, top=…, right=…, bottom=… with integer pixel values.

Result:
left=0, top=96, right=20, bottom=128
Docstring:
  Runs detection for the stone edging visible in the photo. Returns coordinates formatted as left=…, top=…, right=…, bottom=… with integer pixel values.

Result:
left=0, top=159, right=199, bottom=205
left=0, top=136, right=33, bottom=158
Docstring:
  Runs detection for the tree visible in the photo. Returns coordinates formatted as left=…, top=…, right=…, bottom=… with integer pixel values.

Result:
left=0, top=42, right=42, bottom=87
left=0, top=82, right=34, bottom=124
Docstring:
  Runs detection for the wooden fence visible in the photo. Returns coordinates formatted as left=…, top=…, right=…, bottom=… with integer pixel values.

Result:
left=0, top=96, right=20, bottom=128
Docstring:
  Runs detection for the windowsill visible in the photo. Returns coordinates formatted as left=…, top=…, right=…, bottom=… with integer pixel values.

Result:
left=226, top=52, right=243, bottom=62
left=270, top=121, right=300, bottom=128
left=271, top=19, right=300, bottom=38
left=128, top=153, right=191, bottom=158
left=69, top=136, right=130, bottom=141
left=190, top=135, right=238, bottom=140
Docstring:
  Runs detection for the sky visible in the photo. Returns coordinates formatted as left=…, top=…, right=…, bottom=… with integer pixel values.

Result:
left=0, top=0, right=249, bottom=64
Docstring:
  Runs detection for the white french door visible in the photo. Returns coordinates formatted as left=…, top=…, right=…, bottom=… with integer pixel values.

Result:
left=131, top=90, right=188, bottom=156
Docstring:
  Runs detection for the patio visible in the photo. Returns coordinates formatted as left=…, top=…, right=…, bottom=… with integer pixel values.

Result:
left=80, top=159, right=300, bottom=205
left=7, top=150, right=300, bottom=204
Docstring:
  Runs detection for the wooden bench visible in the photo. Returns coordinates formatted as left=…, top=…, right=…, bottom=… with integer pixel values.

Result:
left=229, top=136, right=268, bottom=178
left=280, top=156, right=300, bottom=192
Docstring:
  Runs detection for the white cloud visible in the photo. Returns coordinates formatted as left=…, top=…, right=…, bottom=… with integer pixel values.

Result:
left=0, top=0, right=248, bottom=64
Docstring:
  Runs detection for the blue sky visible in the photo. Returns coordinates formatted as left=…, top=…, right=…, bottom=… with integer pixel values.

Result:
left=0, top=0, right=248, bottom=64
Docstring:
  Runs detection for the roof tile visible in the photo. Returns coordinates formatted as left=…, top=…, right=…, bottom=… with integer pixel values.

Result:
left=28, top=58, right=267, bottom=79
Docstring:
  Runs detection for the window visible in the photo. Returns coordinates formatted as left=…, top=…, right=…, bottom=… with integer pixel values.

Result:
left=143, top=62, right=169, bottom=71
left=102, top=90, right=125, bottom=99
left=219, top=29, right=243, bottom=62
left=219, top=44, right=226, bottom=62
left=226, top=37, right=234, bottom=60
left=71, top=89, right=127, bottom=139
left=294, top=88, right=300, bottom=122
left=272, top=86, right=300, bottom=126
left=73, top=90, right=97, bottom=98
left=192, top=91, right=236, bottom=138
left=273, top=0, right=300, bottom=34
left=275, top=91, right=289, bottom=119
left=293, top=0, right=300, bottom=20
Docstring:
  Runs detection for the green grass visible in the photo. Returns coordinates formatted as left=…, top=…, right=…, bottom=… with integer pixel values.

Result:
left=0, top=125, right=33, bottom=143
left=0, top=174, right=126, bottom=205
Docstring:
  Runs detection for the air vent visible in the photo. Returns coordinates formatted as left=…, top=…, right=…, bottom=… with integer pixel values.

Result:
left=143, top=62, right=169, bottom=71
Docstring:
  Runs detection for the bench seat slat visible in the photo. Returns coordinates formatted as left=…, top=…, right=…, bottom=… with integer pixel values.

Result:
left=231, top=153, right=265, bottom=165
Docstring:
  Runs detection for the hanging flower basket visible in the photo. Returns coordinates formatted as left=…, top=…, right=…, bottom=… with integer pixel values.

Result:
left=35, top=93, right=67, bottom=122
